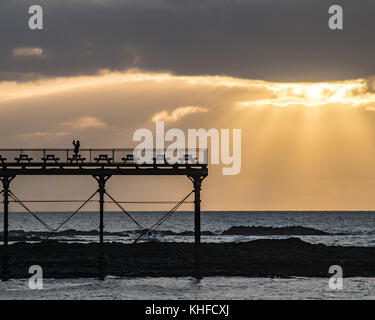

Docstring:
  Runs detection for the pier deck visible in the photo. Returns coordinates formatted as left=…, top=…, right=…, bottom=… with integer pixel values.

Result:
left=0, top=148, right=208, bottom=281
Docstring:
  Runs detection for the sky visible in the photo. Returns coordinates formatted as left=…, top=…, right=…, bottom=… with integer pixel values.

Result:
left=1, top=0, right=375, bottom=210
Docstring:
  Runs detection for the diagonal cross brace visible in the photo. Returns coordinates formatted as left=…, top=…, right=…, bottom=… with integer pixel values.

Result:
left=46, top=189, right=99, bottom=239
left=8, top=190, right=61, bottom=239
left=133, top=190, right=194, bottom=243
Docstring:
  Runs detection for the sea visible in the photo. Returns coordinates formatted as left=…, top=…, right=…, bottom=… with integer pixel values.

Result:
left=1, top=210, right=375, bottom=300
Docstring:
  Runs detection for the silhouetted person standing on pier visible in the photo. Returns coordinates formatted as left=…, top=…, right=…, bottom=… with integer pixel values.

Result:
left=72, top=140, right=80, bottom=155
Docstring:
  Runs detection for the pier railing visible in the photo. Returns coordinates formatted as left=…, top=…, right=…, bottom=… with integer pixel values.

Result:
left=0, top=148, right=208, bottom=166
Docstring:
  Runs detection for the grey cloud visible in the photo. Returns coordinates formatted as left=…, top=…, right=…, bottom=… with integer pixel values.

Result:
left=1, top=0, right=374, bottom=81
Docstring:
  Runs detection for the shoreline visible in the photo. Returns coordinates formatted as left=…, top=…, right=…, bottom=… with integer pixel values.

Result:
left=1, top=238, right=375, bottom=279
left=0, top=225, right=341, bottom=242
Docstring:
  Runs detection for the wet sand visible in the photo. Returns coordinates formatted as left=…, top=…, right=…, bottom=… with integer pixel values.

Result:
left=1, top=238, right=375, bottom=279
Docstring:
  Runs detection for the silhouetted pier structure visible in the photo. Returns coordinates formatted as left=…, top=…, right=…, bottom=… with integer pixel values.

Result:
left=0, top=148, right=208, bottom=281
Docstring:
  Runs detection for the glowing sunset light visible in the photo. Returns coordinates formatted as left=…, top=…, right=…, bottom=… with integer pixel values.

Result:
left=238, top=80, right=375, bottom=108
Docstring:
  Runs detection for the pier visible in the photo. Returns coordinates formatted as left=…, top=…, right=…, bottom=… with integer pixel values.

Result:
left=0, top=148, right=208, bottom=281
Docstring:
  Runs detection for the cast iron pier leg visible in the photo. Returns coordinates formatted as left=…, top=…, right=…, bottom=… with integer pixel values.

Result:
left=190, top=175, right=205, bottom=280
left=93, top=175, right=111, bottom=280
left=1, top=176, right=15, bottom=281
left=99, top=176, right=105, bottom=247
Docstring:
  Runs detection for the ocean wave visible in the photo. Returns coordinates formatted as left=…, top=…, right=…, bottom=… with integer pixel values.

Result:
left=0, top=225, right=341, bottom=242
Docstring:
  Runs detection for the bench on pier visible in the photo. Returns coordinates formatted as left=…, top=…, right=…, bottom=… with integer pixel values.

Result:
left=121, top=154, right=134, bottom=164
left=178, top=154, right=197, bottom=164
left=68, top=154, right=86, bottom=164
left=41, top=154, right=60, bottom=164
left=121, top=154, right=143, bottom=166
left=153, top=153, right=165, bottom=164
left=0, top=156, right=7, bottom=165
left=162, top=154, right=197, bottom=165
left=14, top=154, right=33, bottom=164
left=94, top=154, right=113, bottom=164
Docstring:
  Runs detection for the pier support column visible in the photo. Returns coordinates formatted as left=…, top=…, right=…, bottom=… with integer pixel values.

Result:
left=189, top=175, right=206, bottom=280
left=93, top=175, right=111, bottom=280
left=1, top=176, right=15, bottom=282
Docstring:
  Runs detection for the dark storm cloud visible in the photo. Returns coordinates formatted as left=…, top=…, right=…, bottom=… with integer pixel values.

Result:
left=1, top=0, right=374, bottom=81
